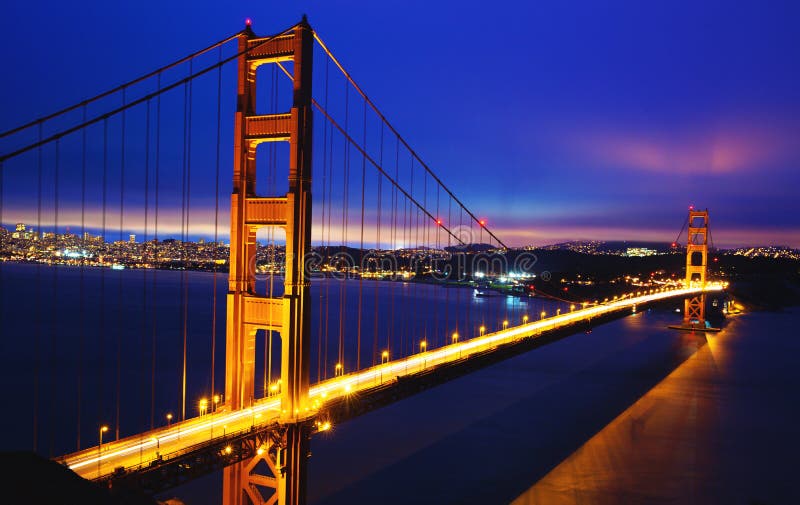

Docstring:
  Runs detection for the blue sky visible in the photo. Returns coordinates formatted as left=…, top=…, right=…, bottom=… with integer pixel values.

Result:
left=1, top=1, right=798, bottom=247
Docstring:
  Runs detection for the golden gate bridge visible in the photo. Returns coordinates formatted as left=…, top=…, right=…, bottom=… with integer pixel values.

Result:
left=0, top=17, right=722, bottom=505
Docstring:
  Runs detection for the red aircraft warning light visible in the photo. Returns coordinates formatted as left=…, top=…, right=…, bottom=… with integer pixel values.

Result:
left=479, top=219, right=486, bottom=226
left=245, top=18, right=252, bottom=26
left=436, top=219, right=442, bottom=226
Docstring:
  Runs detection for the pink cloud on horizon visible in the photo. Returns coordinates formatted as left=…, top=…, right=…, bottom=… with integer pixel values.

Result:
left=557, top=121, right=798, bottom=175
left=493, top=225, right=800, bottom=249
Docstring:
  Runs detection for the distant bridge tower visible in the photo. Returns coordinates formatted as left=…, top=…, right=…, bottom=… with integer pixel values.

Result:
left=223, top=18, right=314, bottom=505
left=683, top=208, right=709, bottom=328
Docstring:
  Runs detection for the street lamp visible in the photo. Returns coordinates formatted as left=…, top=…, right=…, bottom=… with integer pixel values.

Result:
left=570, top=304, right=576, bottom=312
left=556, top=308, right=561, bottom=316
left=522, top=315, right=529, bottom=324
left=540, top=311, right=546, bottom=320
left=98, top=425, right=108, bottom=477
left=269, top=381, right=280, bottom=396
left=199, top=398, right=208, bottom=416
left=166, top=413, right=173, bottom=428
left=452, top=332, right=460, bottom=358
left=479, top=325, right=485, bottom=336
left=420, top=340, right=427, bottom=369
left=335, top=363, right=343, bottom=377
left=380, top=351, right=389, bottom=383
left=213, top=394, right=221, bottom=412
left=502, top=320, right=508, bottom=330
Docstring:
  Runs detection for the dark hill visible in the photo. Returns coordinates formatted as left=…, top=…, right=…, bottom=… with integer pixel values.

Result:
left=0, top=452, right=159, bottom=505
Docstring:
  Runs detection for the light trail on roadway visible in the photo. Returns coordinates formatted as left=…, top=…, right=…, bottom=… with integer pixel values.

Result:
left=63, top=284, right=723, bottom=480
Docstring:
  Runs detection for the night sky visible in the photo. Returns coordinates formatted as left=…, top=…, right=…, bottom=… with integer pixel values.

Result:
left=1, top=1, right=798, bottom=247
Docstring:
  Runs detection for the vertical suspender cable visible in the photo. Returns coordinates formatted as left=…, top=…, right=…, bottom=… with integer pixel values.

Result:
left=116, top=87, right=127, bottom=441
left=140, top=98, right=151, bottom=435
left=179, top=64, right=190, bottom=421
left=184, top=59, right=194, bottom=406
left=33, top=124, right=43, bottom=452
left=445, top=198, right=451, bottom=341
left=324, top=79, right=334, bottom=378
left=211, top=46, right=222, bottom=404
left=373, top=122, right=383, bottom=365
left=389, top=135, right=398, bottom=353
left=150, top=74, right=162, bottom=429
left=423, top=172, right=429, bottom=346
left=338, top=84, right=349, bottom=370
left=77, top=105, right=87, bottom=450
left=50, top=139, right=60, bottom=457
left=318, top=56, right=330, bottom=383
left=357, top=99, right=366, bottom=370
left=99, top=119, right=108, bottom=434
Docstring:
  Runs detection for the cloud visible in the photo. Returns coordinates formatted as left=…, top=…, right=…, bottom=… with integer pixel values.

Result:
left=557, top=120, right=798, bottom=175
left=492, top=224, right=800, bottom=249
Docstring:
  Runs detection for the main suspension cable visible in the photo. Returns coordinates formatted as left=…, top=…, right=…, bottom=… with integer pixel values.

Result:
left=313, top=32, right=508, bottom=248
left=312, top=99, right=468, bottom=247
left=0, top=33, right=241, bottom=139
left=1, top=25, right=297, bottom=163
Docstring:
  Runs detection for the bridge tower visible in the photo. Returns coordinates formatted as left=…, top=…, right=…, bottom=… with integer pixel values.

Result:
left=223, top=18, right=314, bottom=505
left=683, top=209, right=709, bottom=328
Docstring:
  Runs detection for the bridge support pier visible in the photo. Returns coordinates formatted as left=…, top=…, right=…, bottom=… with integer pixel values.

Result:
left=222, top=424, right=311, bottom=505
left=224, top=18, right=314, bottom=505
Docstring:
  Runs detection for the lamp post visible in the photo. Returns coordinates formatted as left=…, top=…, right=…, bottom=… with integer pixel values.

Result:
left=522, top=315, right=529, bottom=324
left=570, top=304, right=575, bottom=312
left=98, top=425, right=108, bottom=478
left=479, top=325, right=485, bottom=337
left=166, top=413, right=173, bottom=428
left=540, top=310, right=546, bottom=320
left=335, top=363, right=343, bottom=377
left=213, top=394, right=221, bottom=413
left=420, top=340, right=427, bottom=369
left=379, top=350, right=389, bottom=383
left=502, top=320, right=508, bottom=330
left=199, top=398, right=208, bottom=417
left=452, top=332, right=460, bottom=358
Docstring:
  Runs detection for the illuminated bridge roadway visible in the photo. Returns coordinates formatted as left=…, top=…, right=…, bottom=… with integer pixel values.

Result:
left=63, top=284, right=723, bottom=483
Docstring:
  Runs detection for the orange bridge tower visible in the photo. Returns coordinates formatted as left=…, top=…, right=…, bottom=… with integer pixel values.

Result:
left=223, top=17, right=314, bottom=505
left=683, top=208, right=709, bottom=329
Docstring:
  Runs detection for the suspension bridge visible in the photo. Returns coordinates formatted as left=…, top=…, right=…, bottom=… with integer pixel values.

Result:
left=0, top=17, right=723, bottom=505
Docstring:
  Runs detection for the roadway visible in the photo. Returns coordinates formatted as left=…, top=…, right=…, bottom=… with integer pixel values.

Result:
left=62, top=284, right=724, bottom=480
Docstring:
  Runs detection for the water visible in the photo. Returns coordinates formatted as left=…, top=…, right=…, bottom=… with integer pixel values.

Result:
left=305, top=309, right=800, bottom=505
left=1, top=264, right=798, bottom=504
left=0, top=263, right=561, bottom=456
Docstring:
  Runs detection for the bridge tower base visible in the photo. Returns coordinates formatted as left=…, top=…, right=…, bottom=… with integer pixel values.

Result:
left=223, top=18, right=314, bottom=505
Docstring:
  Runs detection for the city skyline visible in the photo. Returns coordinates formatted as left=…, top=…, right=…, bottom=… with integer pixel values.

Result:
left=1, top=1, right=798, bottom=248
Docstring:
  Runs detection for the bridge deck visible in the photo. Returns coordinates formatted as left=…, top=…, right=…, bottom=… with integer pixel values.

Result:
left=60, top=285, right=722, bottom=482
